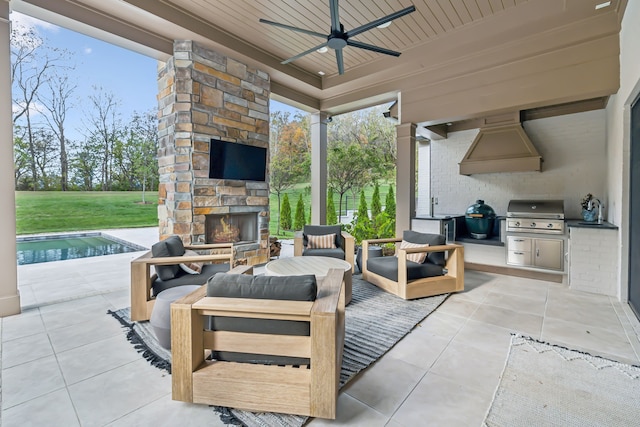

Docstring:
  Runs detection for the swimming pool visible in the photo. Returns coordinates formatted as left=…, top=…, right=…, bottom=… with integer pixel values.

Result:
left=17, top=233, right=147, bottom=265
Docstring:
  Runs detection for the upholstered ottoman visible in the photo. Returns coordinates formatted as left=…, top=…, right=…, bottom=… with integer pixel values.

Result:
left=150, top=285, right=200, bottom=349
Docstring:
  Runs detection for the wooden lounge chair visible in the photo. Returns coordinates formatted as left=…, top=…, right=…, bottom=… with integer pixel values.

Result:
left=171, top=265, right=346, bottom=419
left=362, top=231, right=464, bottom=300
left=294, top=225, right=355, bottom=272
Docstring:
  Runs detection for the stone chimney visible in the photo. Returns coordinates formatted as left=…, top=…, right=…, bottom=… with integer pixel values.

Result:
left=157, top=41, right=270, bottom=265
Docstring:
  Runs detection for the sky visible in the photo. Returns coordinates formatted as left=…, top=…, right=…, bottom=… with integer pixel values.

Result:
left=10, top=12, right=299, bottom=142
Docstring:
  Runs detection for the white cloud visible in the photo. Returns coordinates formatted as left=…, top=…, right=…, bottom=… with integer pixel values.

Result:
left=84, top=47, right=93, bottom=55
left=10, top=12, right=59, bottom=33
left=12, top=101, right=46, bottom=117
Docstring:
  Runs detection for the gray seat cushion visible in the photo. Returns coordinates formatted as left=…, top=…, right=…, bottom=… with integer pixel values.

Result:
left=302, top=247, right=346, bottom=259
left=151, top=235, right=185, bottom=281
left=152, top=263, right=229, bottom=296
left=303, top=225, right=342, bottom=249
left=367, top=256, right=444, bottom=282
left=403, top=230, right=446, bottom=266
left=206, top=273, right=317, bottom=365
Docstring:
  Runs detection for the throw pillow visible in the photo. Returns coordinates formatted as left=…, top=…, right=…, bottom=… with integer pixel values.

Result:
left=399, top=240, right=429, bottom=264
left=306, top=233, right=337, bottom=249
left=179, top=249, right=203, bottom=274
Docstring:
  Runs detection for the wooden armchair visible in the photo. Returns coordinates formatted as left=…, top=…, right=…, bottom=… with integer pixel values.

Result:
left=362, top=231, right=464, bottom=300
left=171, top=266, right=346, bottom=419
left=130, top=235, right=234, bottom=321
left=294, top=225, right=355, bottom=272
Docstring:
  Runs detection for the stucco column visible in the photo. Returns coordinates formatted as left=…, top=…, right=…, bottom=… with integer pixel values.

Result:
left=310, top=112, right=328, bottom=224
left=396, top=123, right=417, bottom=236
left=0, top=2, right=21, bottom=316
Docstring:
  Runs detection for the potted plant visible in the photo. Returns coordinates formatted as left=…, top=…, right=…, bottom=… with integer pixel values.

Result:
left=581, top=193, right=598, bottom=222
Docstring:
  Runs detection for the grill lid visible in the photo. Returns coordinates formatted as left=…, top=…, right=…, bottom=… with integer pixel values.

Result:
left=507, top=199, right=564, bottom=219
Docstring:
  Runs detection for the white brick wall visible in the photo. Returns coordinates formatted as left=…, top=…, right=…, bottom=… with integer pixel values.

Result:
left=417, top=140, right=431, bottom=214
left=569, top=228, right=619, bottom=296
left=421, top=110, right=607, bottom=219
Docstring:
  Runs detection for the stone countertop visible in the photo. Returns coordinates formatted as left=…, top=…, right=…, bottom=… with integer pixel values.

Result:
left=413, top=214, right=463, bottom=220
left=566, top=219, right=618, bottom=230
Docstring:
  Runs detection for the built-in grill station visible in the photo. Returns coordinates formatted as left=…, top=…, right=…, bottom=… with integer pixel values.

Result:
left=506, top=200, right=565, bottom=271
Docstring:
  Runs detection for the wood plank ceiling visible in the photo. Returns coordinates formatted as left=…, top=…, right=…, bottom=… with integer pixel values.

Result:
left=170, top=0, right=528, bottom=77
left=13, top=0, right=627, bottom=124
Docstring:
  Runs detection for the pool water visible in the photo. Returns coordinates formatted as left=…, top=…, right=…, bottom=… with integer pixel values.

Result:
left=17, top=233, right=145, bottom=265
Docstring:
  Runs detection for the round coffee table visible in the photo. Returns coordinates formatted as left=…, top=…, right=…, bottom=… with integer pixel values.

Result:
left=264, top=256, right=352, bottom=304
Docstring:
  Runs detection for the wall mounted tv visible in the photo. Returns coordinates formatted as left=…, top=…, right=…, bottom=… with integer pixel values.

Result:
left=209, top=139, right=267, bottom=181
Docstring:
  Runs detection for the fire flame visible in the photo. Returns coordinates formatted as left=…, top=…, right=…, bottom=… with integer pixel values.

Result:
left=213, top=216, right=240, bottom=243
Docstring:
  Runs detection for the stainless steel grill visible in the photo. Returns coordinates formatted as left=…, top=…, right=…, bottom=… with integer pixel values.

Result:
left=506, top=199, right=565, bottom=235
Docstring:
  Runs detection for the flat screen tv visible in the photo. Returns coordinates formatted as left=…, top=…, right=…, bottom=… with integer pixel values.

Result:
left=209, top=139, right=267, bottom=181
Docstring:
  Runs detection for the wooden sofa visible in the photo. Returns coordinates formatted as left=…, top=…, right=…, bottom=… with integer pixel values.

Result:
left=130, top=236, right=234, bottom=321
left=171, top=265, right=346, bottom=419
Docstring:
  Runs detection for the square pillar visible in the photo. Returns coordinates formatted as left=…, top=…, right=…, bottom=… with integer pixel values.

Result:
left=0, top=3, right=20, bottom=316
left=396, top=123, right=417, bottom=236
left=311, top=112, right=328, bottom=224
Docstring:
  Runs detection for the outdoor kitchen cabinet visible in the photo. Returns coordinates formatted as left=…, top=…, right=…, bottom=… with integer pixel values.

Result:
left=507, top=236, right=563, bottom=271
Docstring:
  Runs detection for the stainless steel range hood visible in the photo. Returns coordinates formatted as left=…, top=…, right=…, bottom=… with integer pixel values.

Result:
left=459, top=124, right=542, bottom=175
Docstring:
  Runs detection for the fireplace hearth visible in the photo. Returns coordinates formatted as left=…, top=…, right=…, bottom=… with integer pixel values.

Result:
left=206, top=213, right=258, bottom=245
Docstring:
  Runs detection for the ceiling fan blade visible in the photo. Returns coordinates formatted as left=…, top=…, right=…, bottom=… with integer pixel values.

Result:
left=281, top=42, right=329, bottom=65
left=346, top=5, right=416, bottom=38
left=259, top=18, right=326, bottom=39
left=336, top=49, right=344, bottom=75
left=329, top=0, right=341, bottom=33
left=347, top=40, right=401, bottom=57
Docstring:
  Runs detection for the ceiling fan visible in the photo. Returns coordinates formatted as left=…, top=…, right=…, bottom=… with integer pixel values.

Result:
left=259, top=0, right=416, bottom=75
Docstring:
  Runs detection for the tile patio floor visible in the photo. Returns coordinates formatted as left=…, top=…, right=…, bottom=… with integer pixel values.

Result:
left=3, top=227, right=640, bottom=426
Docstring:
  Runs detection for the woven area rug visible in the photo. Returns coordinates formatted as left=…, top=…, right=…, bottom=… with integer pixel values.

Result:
left=109, top=274, right=447, bottom=426
left=483, top=335, right=640, bottom=427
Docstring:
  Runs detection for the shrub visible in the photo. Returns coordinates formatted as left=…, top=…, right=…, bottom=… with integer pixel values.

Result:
left=327, top=188, right=337, bottom=225
left=371, top=182, right=382, bottom=218
left=294, top=193, right=306, bottom=230
left=280, top=193, right=292, bottom=230
left=385, top=185, right=396, bottom=218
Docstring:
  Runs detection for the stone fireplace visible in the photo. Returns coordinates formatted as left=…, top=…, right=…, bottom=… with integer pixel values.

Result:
left=156, top=41, right=271, bottom=265
left=206, top=212, right=258, bottom=245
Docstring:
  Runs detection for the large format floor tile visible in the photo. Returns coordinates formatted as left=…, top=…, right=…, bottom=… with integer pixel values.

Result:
left=2, top=389, right=80, bottom=427
left=391, top=372, right=493, bottom=427
left=342, top=355, right=426, bottom=416
left=3, top=229, right=640, bottom=426
left=68, top=359, right=171, bottom=427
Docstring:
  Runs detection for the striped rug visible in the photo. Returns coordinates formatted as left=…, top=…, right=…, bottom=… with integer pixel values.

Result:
left=109, top=275, right=448, bottom=426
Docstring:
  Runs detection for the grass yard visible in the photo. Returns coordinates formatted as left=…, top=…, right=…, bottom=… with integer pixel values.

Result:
left=16, top=191, right=159, bottom=235
left=16, top=183, right=394, bottom=237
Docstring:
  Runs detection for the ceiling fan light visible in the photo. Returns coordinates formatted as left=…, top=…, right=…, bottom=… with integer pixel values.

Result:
left=377, top=21, right=392, bottom=29
left=317, top=46, right=329, bottom=53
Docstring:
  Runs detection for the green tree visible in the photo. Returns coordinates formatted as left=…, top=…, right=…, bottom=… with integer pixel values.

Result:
left=280, top=193, right=292, bottom=231
left=371, top=182, right=382, bottom=218
left=385, top=185, right=396, bottom=219
left=349, top=190, right=371, bottom=243
left=328, top=142, right=370, bottom=222
left=327, top=188, right=338, bottom=225
left=294, top=193, right=306, bottom=230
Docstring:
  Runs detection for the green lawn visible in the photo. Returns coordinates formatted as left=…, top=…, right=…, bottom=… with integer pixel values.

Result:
left=16, top=184, right=393, bottom=236
left=16, top=191, right=159, bottom=235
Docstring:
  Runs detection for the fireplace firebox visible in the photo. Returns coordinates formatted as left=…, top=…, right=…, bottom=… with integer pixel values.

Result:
left=205, top=213, right=258, bottom=245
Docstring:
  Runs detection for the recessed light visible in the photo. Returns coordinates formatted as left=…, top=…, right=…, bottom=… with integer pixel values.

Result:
left=377, top=21, right=392, bottom=29
left=317, top=46, right=328, bottom=53
left=318, top=71, right=325, bottom=75
left=595, top=1, right=611, bottom=9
